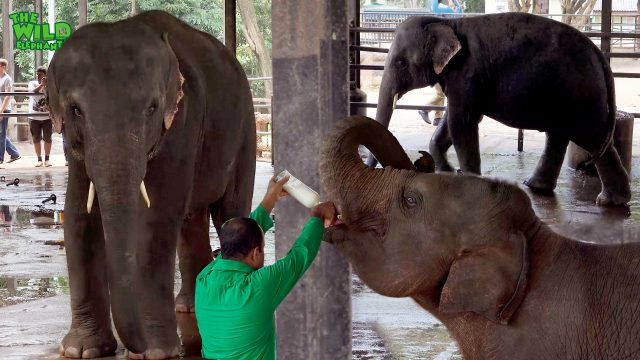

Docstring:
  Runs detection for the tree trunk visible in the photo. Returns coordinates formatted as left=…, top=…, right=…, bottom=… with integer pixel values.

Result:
left=561, top=0, right=598, bottom=30
left=237, top=0, right=272, bottom=97
left=532, top=0, right=549, bottom=13
left=507, top=0, right=532, bottom=12
left=131, top=0, right=136, bottom=15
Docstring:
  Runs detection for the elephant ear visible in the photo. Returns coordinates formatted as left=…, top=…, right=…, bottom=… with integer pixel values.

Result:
left=439, top=231, right=529, bottom=325
left=161, top=32, right=185, bottom=130
left=413, top=150, right=435, bottom=173
left=45, top=69, right=64, bottom=134
left=426, top=23, right=461, bottom=75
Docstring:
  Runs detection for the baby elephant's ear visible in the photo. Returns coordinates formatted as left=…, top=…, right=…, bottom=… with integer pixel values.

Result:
left=161, top=32, right=184, bottom=130
left=425, top=23, right=461, bottom=75
left=414, top=150, right=435, bottom=173
left=439, top=231, right=529, bottom=324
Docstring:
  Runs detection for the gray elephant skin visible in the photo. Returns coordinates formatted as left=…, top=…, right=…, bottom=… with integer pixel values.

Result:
left=46, top=11, right=256, bottom=359
left=323, top=116, right=640, bottom=360
left=371, top=13, right=630, bottom=206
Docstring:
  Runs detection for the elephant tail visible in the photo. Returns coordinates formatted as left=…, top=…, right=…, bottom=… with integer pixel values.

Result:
left=587, top=48, right=617, bottom=165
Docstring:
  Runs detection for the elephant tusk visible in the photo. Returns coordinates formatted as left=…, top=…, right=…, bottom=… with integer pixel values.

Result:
left=392, top=93, right=399, bottom=111
left=87, top=182, right=95, bottom=214
left=140, top=181, right=151, bottom=208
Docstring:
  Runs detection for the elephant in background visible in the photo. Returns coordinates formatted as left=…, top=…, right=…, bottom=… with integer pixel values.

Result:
left=47, top=11, right=256, bottom=359
left=370, top=13, right=630, bottom=206
left=323, top=116, right=640, bottom=359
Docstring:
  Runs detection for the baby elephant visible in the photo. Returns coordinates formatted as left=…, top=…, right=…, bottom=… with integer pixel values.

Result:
left=323, top=116, right=640, bottom=360
left=371, top=13, right=630, bottom=206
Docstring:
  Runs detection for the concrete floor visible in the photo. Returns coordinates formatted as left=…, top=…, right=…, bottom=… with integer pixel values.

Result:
left=2, top=111, right=640, bottom=358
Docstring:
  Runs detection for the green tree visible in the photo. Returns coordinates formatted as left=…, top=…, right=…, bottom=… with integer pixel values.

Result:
left=41, top=0, right=272, bottom=96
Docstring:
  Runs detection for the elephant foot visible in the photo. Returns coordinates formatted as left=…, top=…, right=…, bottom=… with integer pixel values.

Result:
left=126, top=347, right=180, bottom=359
left=60, top=329, right=117, bottom=358
left=596, top=190, right=631, bottom=207
left=523, top=175, right=556, bottom=195
left=175, top=293, right=195, bottom=313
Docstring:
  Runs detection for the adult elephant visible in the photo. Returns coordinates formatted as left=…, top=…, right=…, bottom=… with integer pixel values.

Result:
left=370, top=13, right=630, bottom=206
left=47, top=11, right=256, bottom=359
left=322, top=116, right=640, bottom=360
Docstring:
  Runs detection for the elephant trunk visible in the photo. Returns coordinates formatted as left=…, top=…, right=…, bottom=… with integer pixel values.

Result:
left=320, top=116, right=414, bottom=231
left=367, top=71, right=398, bottom=167
left=87, top=135, right=148, bottom=352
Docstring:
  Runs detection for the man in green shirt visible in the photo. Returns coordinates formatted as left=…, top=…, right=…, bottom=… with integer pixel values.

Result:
left=195, top=176, right=337, bottom=359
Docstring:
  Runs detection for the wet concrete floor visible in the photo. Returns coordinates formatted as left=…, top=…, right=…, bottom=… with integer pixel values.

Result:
left=2, top=121, right=640, bottom=359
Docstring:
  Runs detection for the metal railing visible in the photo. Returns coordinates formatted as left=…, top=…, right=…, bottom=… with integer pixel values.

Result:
left=1, top=77, right=275, bottom=161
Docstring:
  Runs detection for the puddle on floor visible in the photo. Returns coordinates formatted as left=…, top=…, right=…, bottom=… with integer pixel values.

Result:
left=0, top=277, right=69, bottom=307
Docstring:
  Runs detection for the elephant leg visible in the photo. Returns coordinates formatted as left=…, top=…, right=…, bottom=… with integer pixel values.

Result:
left=61, top=164, right=117, bottom=359
left=176, top=207, right=213, bottom=313
left=136, top=219, right=181, bottom=358
left=428, top=112, right=455, bottom=172
left=524, top=133, right=569, bottom=193
left=594, top=144, right=631, bottom=206
left=448, top=109, right=482, bottom=174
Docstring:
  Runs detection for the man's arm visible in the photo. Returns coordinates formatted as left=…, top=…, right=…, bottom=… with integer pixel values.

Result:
left=251, top=202, right=336, bottom=310
left=1, top=79, right=12, bottom=113
left=249, top=205, right=274, bottom=233
left=249, top=175, right=290, bottom=232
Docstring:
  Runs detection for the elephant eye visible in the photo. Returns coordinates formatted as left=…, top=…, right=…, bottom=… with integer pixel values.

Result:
left=395, top=58, right=407, bottom=68
left=145, top=103, right=157, bottom=116
left=70, top=104, right=82, bottom=117
left=404, top=195, right=417, bottom=207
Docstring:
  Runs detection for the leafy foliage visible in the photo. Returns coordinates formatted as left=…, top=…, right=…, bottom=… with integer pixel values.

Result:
left=4, top=0, right=272, bottom=94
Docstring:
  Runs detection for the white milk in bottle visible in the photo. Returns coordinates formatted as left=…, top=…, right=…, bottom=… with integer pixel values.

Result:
left=275, top=170, right=320, bottom=208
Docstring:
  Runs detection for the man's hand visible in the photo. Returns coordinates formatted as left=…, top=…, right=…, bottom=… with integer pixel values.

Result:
left=260, top=175, right=290, bottom=213
left=310, top=202, right=338, bottom=228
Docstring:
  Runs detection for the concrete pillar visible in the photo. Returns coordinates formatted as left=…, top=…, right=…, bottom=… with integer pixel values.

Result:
left=272, top=1, right=351, bottom=359
left=224, top=0, right=236, bottom=54
left=2, top=0, right=14, bottom=80
left=567, top=111, right=634, bottom=175
left=78, top=0, right=87, bottom=27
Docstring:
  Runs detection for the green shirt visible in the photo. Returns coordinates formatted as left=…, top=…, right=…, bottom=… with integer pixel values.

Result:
left=195, top=205, right=325, bottom=360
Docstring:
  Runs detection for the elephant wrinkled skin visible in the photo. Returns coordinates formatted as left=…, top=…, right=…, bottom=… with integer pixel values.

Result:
left=371, top=13, right=630, bottom=206
left=46, top=11, right=256, bottom=359
left=322, top=116, right=640, bottom=360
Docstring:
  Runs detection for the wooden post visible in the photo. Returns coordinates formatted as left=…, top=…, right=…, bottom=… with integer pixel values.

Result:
left=2, top=0, right=14, bottom=79
left=272, top=0, right=351, bottom=359
left=35, top=0, right=43, bottom=69
left=224, top=0, right=236, bottom=54
left=78, top=0, right=87, bottom=28
left=601, top=0, right=612, bottom=60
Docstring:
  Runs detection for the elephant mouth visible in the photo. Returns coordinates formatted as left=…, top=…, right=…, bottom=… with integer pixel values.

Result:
left=323, top=223, right=347, bottom=244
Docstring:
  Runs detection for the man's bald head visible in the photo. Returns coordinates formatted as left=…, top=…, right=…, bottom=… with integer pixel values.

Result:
left=220, top=217, right=264, bottom=259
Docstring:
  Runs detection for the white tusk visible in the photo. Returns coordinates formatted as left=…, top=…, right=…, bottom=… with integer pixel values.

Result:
left=140, top=181, right=151, bottom=208
left=87, top=182, right=95, bottom=214
left=392, top=93, right=399, bottom=110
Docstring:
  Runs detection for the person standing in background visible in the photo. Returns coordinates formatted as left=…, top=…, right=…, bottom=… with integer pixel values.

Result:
left=0, top=58, right=21, bottom=165
left=28, top=66, right=53, bottom=167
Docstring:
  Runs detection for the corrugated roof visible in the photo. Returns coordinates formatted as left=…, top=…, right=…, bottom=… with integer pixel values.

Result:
left=594, top=0, right=638, bottom=12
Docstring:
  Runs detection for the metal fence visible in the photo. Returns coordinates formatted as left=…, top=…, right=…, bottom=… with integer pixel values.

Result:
left=359, top=9, right=640, bottom=51
left=1, top=77, right=275, bottom=161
